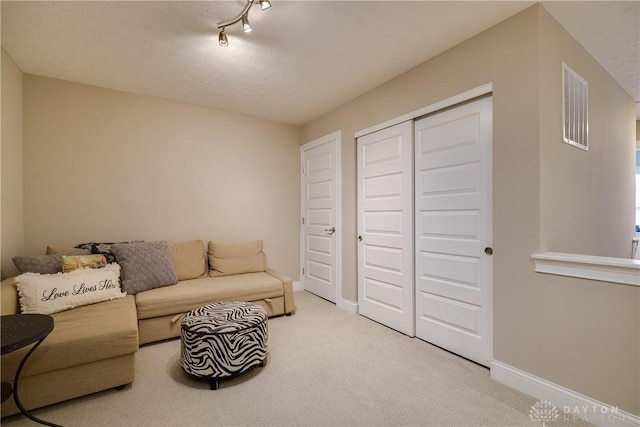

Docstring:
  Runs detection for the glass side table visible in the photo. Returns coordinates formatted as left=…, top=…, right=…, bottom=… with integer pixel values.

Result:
left=1, top=314, right=61, bottom=427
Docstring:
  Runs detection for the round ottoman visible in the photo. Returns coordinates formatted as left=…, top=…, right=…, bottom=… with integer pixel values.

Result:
left=180, top=301, right=268, bottom=390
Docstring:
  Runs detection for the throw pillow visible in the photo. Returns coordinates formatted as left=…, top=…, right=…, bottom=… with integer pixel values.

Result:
left=16, top=263, right=126, bottom=315
left=75, top=241, right=144, bottom=264
left=208, top=240, right=267, bottom=276
left=13, top=253, right=86, bottom=275
left=168, top=240, right=207, bottom=281
left=110, top=241, right=178, bottom=295
left=61, top=254, right=108, bottom=273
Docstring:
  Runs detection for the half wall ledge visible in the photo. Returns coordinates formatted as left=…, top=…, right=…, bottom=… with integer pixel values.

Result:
left=531, top=252, right=640, bottom=287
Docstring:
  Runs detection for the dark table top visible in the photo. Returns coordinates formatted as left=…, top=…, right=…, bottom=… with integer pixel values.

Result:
left=1, top=314, right=54, bottom=355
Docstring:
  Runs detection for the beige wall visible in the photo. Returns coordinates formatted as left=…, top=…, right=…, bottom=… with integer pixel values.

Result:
left=1, top=49, right=24, bottom=279
left=303, top=4, right=541, bottom=305
left=20, top=75, right=302, bottom=279
left=538, top=10, right=636, bottom=257
left=534, top=13, right=638, bottom=413
left=302, top=4, right=639, bottom=415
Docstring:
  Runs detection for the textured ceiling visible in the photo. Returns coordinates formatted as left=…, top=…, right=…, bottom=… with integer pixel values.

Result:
left=542, top=1, right=639, bottom=108
left=1, top=1, right=638, bottom=125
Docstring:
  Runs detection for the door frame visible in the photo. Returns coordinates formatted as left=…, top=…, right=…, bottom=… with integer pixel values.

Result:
left=300, top=131, right=342, bottom=305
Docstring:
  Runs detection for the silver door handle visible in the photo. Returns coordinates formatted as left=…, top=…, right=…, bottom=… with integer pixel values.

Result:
left=324, top=227, right=336, bottom=235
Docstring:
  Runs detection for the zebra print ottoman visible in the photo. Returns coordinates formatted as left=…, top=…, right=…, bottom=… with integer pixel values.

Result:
left=180, top=301, right=268, bottom=390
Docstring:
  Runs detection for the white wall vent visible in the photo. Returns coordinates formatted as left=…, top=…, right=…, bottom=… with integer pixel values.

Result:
left=562, top=63, right=588, bottom=151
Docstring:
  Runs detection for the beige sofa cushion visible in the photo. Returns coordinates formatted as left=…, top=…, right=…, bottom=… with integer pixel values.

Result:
left=135, top=273, right=283, bottom=319
left=169, top=240, right=207, bottom=281
left=46, top=246, right=92, bottom=256
left=208, top=240, right=266, bottom=276
left=1, top=295, right=138, bottom=380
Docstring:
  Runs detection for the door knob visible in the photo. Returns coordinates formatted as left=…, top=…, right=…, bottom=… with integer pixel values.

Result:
left=358, top=235, right=362, bottom=241
left=484, top=247, right=493, bottom=255
left=324, top=227, right=336, bottom=235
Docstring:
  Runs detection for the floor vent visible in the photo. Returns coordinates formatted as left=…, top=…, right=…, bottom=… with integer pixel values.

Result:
left=562, top=63, right=588, bottom=151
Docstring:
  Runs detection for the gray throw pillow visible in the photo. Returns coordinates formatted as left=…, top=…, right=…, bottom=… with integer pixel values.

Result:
left=75, top=241, right=144, bottom=264
left=110, top=241, right=178, bottom=295
left=13, top=250, right=91, bottom=274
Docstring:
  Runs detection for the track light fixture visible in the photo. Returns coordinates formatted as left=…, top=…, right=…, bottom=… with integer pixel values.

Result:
left=218, top=28, right=229, bottom=47
left=242, top=15, right=252, bottom=33
left=217, top=0, right=271, bottom=47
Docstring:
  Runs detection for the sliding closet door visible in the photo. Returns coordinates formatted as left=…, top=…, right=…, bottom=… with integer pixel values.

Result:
left=414, top=97, right=493, bottom=367
left=357, top=121, right=414, bottom=336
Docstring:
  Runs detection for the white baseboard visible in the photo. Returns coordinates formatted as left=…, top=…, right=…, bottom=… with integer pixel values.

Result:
left=338, top=298, right=358, bottom=314
left=491, top=360, right=640, bottom=427
left=293, top=282, right=358, bottom=314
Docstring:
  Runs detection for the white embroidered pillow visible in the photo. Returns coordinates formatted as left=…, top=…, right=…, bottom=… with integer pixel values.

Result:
left=16, top=263, right=126, bottom=315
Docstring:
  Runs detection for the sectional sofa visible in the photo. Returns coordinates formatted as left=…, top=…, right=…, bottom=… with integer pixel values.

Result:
left=1, top=239, right=294, bottom=417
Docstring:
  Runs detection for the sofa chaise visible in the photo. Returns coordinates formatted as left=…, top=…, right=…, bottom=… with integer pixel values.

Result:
left=1, top=239, right=294, bottom=417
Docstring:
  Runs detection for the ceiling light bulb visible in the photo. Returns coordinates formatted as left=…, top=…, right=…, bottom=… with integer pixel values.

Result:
left=218, top=29, right=229, bottom=47
left=260, top=0, right=271, bottom=10
left=242, top=15, right=252, bottom=33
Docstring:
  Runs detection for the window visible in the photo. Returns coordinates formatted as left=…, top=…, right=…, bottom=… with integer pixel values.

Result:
left=636, top=148, right=640, bottom=231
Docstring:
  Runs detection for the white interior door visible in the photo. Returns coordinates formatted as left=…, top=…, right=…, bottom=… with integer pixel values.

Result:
left=301, top=132, right=341, bottom=303
left=414, top=96, right=493, bottom=367
left=357, top=121, right=414, bottom=336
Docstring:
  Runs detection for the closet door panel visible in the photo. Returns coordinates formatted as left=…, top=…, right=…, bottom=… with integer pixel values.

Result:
left=357, top=121, right=414, bottom=336
left=414, top=97, right=493, bottom=367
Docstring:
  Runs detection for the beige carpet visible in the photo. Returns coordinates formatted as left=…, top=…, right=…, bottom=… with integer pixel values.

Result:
left=2, top=291, right=592, bottom=427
